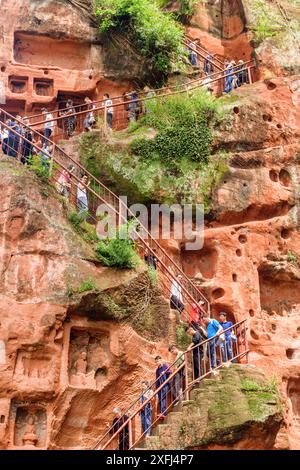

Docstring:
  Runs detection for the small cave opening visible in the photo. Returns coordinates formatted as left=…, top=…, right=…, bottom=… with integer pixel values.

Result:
left=249, top=309, right=255, bottom=317
left=279, top=169, right=292, bottom=187
left=266, top=81, right=277, bottom=91
left=0, top=415, right=5, bottom=424
left=269, top=170, right=279, bottom=182
left=263, top=114, right=272, bottom=122
left=212, top=288, right=225, bottom=300
left=286, top=349, right=298, bottom=360
left=233, top=106, right=240, bottom=114
left=95, top=367, right=108, bottom=379
left=281, top=228, right=292, bottom=240
left=232, top=273, right=237, bottom=282
left=238, top=234, right=247, bottom=244
left=236, top=249, right=242, bottom=257
left=250, top=329, right=259, bottom=340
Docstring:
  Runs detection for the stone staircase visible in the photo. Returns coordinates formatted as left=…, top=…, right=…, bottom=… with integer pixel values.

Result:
left=134, top=365, right=282, bottom=450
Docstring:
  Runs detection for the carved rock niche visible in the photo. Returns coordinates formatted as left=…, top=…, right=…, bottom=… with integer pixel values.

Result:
left=68, top=328, right=110, bottom=390
left=14, top=347, right=55, bottom=386
left=13, top=405, right=47, bottom=448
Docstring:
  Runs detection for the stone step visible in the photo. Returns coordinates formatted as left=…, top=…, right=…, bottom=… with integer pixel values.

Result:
left=151, top=422, right=170, bottom=437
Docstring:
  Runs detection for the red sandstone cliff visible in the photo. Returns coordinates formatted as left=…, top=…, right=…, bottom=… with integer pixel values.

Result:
left=0, top=0, right=300, bottom=451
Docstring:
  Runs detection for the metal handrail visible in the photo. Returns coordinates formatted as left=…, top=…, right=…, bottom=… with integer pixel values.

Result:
left=184, top=34, right=226, bottom=67
left=96, top=319, right=248, bottom=450
left=27, top=60, right=256, bottom=131
left=0, top=108, right=211, bottom=320
left=26, top=39, right=225, bottom=125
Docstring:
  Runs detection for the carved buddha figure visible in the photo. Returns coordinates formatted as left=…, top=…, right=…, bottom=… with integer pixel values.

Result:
left=22, top=414, right=38, bottom=446
left=75, top=351, right=88, bottom=375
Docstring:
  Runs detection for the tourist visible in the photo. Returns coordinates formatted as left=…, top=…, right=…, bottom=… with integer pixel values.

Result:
left=103, top=93, right=114, bottom=129
left=140, top=380, right=153, bottom=437
left=204, top=53, right=214, bottom=75
left=7, top=120, right=21, bottom=158
left=237, top=60, right=248, bottom=86
left=168, top=345, right=185, bottom=404
left=170, top=274, right=184, bottom=314
left=189, top=302, right=202, bottom=330
left=219, top=311, right=235, bottom=363
left=83, top=97, right=96, bottom=132
left=1, top=120, right=9, bottom=155
left=127, top=91, right=139, bottom=122
left=56, top=164, right=75, bottom=198
left=186, top=325, right=206, bottom=381
left=20, top=118, right=33, bottom=165
left=144, top=248, right=158, bottom=271
left=42, top=108, right=54, bottom=141
left=107, top=407, right=130, bottom=450
left=39, top=143, right=52, bottom=170
left=224, top=61, right=233, bottom=94
left=202, top=316, right=224, bottom=370
left=155, top=356, right=171, bottom=419
left=77, top=175, right=90, bottom=216
left=64, top=99, right=77, bottom=138
left=187, top=41, right=198, bottom=67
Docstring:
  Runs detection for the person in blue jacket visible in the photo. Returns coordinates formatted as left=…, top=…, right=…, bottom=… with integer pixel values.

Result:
left=202, top=316, right=224, bottom=369
left=140, top=380, right=153, bottom=436
left=155, top=356, right=171, bottom=419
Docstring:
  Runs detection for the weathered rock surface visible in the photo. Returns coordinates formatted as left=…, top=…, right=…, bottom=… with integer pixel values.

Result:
left=0, top=160, right=171, bottom=449
left=0, top=0, right=147, bottom=115
left=139, top=365, right=286, bottom=450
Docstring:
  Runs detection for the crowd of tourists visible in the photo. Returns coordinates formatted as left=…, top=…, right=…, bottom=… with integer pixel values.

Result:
left=0, top=116, right=53, bottom=168
left=187, top=39, right=250, bottom=94
left=108, top=310, right=237, bottom=450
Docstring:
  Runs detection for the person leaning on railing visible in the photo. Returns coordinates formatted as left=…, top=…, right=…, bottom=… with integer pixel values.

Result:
left=170, top=274, right=184, bottom=314
left=168, top=345, right=185, bottom=405
left=202, top=316, right=224, bottom=371
left=186, top=325, right=206, bottom=382
left=219, top=312, right=237, bottom=364
left=140, top=381, right=154, bottom=437
left=155, top=356, right=171, bottom=420
left=106, top=407, right=130, bottom=451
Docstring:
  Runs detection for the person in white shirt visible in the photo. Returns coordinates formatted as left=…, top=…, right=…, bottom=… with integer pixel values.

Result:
left=42, top=108, right=54, bottom=140
left=170, top=274, right=184, bottom=313
left=103, top=93, right=113, bottom=129
left=77, top=175, right=90, bottom=216
left=83, top=97, right=96, bottom=132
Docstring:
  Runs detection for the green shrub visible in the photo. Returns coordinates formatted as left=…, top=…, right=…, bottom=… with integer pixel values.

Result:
left=130, top=89, right=220, bottom=168
left=96, top=222, right=139, bottom=268
left=250, top=0, right=285, bottom=45
left=78, top=279, right=96, bottom=293
left=68, top=211, right=98, bottom=243
left=94, top=0, right=184, bottom=78
left=148, top=266, right=158, bottom=286
left=176, top=323, right=190, bottom=350
left=28, top=154, right=50, bottom=183
left=287, top=250, right=298, bottom=266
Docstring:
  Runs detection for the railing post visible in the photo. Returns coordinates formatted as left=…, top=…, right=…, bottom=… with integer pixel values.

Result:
left=184, top=352, right=190, bottom=401
left=128, top=417, right=133, bottom=450
left=248, top=67, right=253, bottom=84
